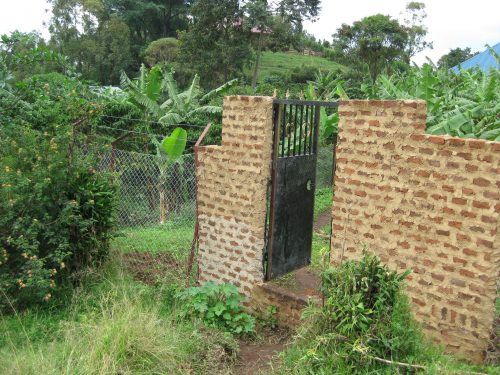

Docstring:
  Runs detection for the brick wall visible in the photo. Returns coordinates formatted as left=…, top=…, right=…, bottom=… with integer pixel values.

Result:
left=330, top=100, right=500, bottom=362
left=196, top=96, right=274, bottom=295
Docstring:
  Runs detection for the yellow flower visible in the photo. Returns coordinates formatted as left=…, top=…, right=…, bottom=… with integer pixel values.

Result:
left=60, top=262, right=65, bottom=269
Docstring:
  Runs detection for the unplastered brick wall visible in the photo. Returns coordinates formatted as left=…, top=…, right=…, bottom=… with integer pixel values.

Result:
left=196, top=96, right=274, bottom=296
left=330, top=100, right=500, bottom=362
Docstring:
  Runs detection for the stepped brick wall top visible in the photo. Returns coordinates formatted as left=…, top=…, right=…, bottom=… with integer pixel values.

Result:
left=330, top=100, right=500, bottom=362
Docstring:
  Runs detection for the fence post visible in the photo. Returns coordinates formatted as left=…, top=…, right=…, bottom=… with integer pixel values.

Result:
left=186, top=123, right=213, bottom=282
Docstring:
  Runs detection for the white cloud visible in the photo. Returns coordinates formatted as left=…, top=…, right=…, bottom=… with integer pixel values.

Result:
left=0, top=0, right=51, bottom=39
left=305, top=0, right=500, bottom=65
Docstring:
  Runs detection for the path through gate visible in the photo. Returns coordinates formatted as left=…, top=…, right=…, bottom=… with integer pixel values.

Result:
left=266, top=99, right=338, bottom=280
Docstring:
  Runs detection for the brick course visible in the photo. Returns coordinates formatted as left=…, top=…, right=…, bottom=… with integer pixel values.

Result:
left=331, top=100, right=500, bottom=363
left=196, top=96, right=274, bottom=295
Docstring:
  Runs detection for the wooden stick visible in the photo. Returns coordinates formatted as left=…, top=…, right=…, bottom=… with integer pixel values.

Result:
left=369, top=355, right=489, bottom=375
left=369, top=355, right=426, bottom=371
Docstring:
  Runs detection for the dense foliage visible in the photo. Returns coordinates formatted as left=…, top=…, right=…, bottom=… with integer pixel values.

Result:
left=330, top=3, right=431, bottom=81
left=438, top=47, right=479, bottom=69
left=0, top=123, right=115, bottom=310
left=0, top=47, right=117, bottom=310
left=357, top=63, right=500, bottom=140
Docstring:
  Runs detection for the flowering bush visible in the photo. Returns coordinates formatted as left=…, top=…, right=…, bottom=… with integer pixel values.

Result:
left=0, top=124, right=116, bottom=310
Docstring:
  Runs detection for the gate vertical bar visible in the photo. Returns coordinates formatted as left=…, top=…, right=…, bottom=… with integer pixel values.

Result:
left=292, top=105, right=298, bottom=156
left=304, top=105, right=309, bottom=154
left=266, top=103, right=282, bottom=280
left=280, top=104, right=286, bottom=157
left=298, top=105, right=304, bottom=155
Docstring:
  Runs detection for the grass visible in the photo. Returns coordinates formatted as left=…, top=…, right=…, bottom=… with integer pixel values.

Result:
left=0, top=260, right=237, bottom=375
left=112, top=221, right=194, bottom=261
left=252, top=51, right=344, bottom=83
left=314, top=187, right=333, bottom=219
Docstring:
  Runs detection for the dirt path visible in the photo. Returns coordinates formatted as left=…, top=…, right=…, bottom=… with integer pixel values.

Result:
left=233, top=213, right=328, bottom=374
left=313, top=211, right=331, bottom=233
left=233, top=341, right=286, bottom=375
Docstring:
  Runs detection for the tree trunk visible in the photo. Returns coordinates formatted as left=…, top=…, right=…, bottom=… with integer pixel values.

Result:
left=252, top=32, right=264, bottom=90
left=159, top=189, right=166, bottom=224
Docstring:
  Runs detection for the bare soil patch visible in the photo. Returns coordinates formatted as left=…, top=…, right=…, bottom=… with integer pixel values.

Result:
left=234, top=328, right=290, bottom=375
left=313, top=211, right=331, bottom=233
left=121, top=251, right=182, bottom=284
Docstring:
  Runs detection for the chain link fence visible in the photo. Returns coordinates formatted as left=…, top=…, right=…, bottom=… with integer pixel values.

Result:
left=89, top=145, right=197, bottom=283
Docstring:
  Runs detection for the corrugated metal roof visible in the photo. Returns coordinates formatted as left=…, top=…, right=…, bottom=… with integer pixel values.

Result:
left=452, top=42, right=500, bottom=73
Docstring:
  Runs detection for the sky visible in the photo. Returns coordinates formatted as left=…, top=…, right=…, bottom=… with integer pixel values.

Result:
left=0, top=0, right=499, bottom=65
left=304, top=0, right=500, bottom=65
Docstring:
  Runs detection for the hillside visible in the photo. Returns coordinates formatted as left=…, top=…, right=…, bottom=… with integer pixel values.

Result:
left=254, top=51, right=345, bottom=82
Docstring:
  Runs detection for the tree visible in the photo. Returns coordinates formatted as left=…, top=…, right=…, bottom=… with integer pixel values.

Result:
left=178, top=0, right=252, bottom=87
left=271, top=0, right=321, bottom=29
left=104, top=0, right=190, bottom=44
left=0, top=31, right=72, bottom=83
left=47, top=0, right=134, bottom=84
left=331, top=14, right=410, bottom=81
left=244, top=0, right=273, bottom=89
left=95, top=16, right=133, bottom=84
left=401, top=2, right=432, bottom=61
left=437, top=47, right=478, bottom=68
left=144, top=37, right=180, bottom=67
left=47, top=0, right=191, bottom=84
left=243, top=0, right=322, bottom=88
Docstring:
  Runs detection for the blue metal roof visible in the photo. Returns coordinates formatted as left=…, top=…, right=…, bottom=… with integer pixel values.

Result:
left=452, top=42, right=500, bottom=73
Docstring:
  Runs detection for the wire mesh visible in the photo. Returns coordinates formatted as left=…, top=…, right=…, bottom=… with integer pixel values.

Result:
left=90, top=146, right=196, bottom=283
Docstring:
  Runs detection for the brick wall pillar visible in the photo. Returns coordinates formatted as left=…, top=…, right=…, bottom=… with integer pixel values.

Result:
left=196, top=96, right=274, bottom=296
left=331, top=100, right=500, bottom=362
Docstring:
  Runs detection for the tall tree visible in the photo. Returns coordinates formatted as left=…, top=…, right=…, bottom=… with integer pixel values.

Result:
left=103, top=0, right=190, bottom=45
left=401, top=2, right=432, bottom=61
left=243, top=0, right=322, bottom=88
left=178, top=0, right=252, bottom=87
left=273, top=0, right=321, bottom=29
left=244, top=0, right=273, bottom=89
left=437, top=47, right=478, bottom=68
left=47, top=0, right=191, bottom=84
left=47, top=0, right=134, bottom=84
left=331, top=14, right=410, bottom=81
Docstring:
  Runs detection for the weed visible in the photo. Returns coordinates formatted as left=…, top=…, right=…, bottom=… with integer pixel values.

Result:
left=176, top=282, right=256, bottom=335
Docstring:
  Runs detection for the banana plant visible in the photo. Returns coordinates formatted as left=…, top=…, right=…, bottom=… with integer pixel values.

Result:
left=121, top=65, right=238, bottom=222
left=120, top=64, right=238, bottom=127
left=359, top=60, right=500, bottom=141
left=154, top=127, right=187, bottom=224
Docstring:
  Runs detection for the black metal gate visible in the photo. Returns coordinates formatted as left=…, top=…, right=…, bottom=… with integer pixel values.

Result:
left=265, top=99, right=338, bottom=280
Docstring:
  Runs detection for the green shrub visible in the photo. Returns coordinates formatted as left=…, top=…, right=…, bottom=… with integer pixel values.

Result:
left=320, top=253, right=411, bottom=337
left=176, top=282, right=255, bottom=334
left=264, top=72, right=290, bottom=85
left=290, top=65, right=326, bottom=83
left=0, top=124, right=116, bottom=310
left=278, top=253, right=436, bottom=374
left=143, top=37, right=180, bottom=67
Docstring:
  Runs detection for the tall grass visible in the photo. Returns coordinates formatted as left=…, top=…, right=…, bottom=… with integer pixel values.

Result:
left=0, top=261, right=237, bottom=375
